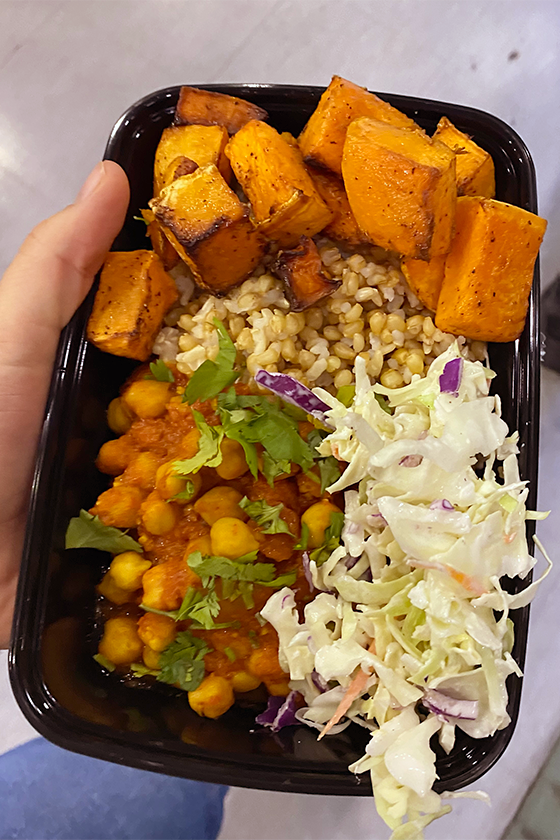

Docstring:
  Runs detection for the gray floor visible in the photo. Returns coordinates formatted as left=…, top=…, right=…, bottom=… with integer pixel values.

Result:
left=1, top=2, right=560, bottom=838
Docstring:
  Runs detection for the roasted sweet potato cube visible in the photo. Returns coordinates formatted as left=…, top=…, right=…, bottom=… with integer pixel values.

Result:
left=435, top=196, right=547, bottom=342
left=87, top=251, right=179, bottom=361
left=149, top=164, right=266, bottom=295
left=298, top=75, right=421, bottom=176
left=342, top=117, right=457, bottom=259
left=226, top=120, right=333, bottom=247
left=433, top=117, right=495, bottom=198
left=307, top=166, right=365, bottom=244
left=153, top=125, right=231, bottom=194
left=401, top=255, right=446, bottom=311
left=161, top=156, right=199, bottom=189
left=174, top=86, right=268, bottom=134
left=272, top=237, right=341, bottom=311
left=140, top=208, right=179, bottom=271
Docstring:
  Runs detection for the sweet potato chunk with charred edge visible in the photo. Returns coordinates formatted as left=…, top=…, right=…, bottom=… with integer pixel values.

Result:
left=307, top=166, right=366, bottom=244
left=174, top=86, right=268, bottom=135
left=153, top=124, right=230, bottom=194
left=226, top=120, right=333, bottom=247
left=87, top=250, right=179, bottom=361
left=272, top=236, right=341, bottom=311
left=298, top=75, right=421, bottom=176
left=433, top=117, right=495, bottom=199
left=149, top=164, right=266, bottom=295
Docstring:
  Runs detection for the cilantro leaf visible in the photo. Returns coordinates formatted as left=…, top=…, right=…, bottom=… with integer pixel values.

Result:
left=375, top=393, right=393, bottom=414
left=156, top=631, right=211, bottom=692
left=130, top=663, right=159, bottom=677
left=295, top=522, right=310, bottom=550
left=309, top=510, right=345, bottom=567
left=186, top=551, right=296, bottom=589
left=261, top=453, right=291, bottom=486
left=65, top=510, right=142, bottom=553
left=145, top=359, right=175, bottom=382
left=318, top=457, right=341, bottom=493
left=172, top=411, right=224, bottom=475
left=172, top=479, right=196, bottom=501
left=141, top=586, right=221, bottom=630
left=239, top=497, right=293, bottom=535
left=93, top=654, right=116, bottom=672
left=185, top=319, right=240, bottom=404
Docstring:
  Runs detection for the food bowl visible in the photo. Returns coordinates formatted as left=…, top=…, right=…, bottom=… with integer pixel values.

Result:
left=9, top=84, right=540, bottom=794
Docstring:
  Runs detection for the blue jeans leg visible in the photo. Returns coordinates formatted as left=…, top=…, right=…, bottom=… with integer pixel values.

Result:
left=0, top=738, right=227, bottom=840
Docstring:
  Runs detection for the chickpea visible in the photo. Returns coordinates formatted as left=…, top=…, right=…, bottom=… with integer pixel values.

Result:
left=247, top=647, right=286, bottom=681
left=107, top=397, right=133, bottom=434
left=142, top=646, right=161, bottom=670
left=216, top=438, right=249, bottom=480
left=140, top=491, right=178, bottom=535
left=300, top=499, right=342, bottom=549
left=264, top=680, right=291, bottom=697
left=210, top=518, right=259, bottom=559
left=91, top=485, right=143, bottom=529
left=98, top=617, right=143, bottom=666
left=231, top=671, right=262, bottom=693
left=109, top=552, right=152, bottom=591
left=96, top=571, right=132, bottom=606
left=122, top=380, right=171, bottom=419
left=142, top=557, right=200, bottom=612
left=188, top=674, right=235, bottom=719
left=123, top=451, right=161, bottom=491
left=96, top=438, right=135, bottom=476
left=156, top=461, right=202, bottom=502
left=194, top=486, right=246, bottom=526
left=178, top=427, right=201, bottom=459
left=138, top=612, right=177, bottom=652
left=184, top=534, right=212, bottom=558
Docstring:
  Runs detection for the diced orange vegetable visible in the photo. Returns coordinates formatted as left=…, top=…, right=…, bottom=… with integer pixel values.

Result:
left=87, top=251, right=179, bottom=361
left=435, top=196, right=547, bottom=341
left=149, top=165, right=266, bottom=294
left=141, top=556, right=201, bottom=611
left=175, top=86, right=268, bottom=135
left=401, top=254, right=446, bottom=311
left=307, top=166, right=365, bottom=244
left=153, top=124, right=231, bottom=193
left=272, top=236, right=340, bottom=311
left=342, top=117, right=457, bottom=259
left=298, top=75, right=420, bottom=176
left=140, top=208, right=180, bottom=271
left=225, top=120, right=333, bottom=247
left=433, top=117, right=495, bottom=198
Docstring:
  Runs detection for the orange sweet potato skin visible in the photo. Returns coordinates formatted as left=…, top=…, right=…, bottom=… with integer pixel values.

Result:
left=433, top=117, right=495, bottom=198
left=272, top=236, right=341, bottom=311
left=298, top=75, right=420, bottom=176
left=307, top=167, right=365, bottom=244
left=87, top=251, right=179, bottom=361
left=342, top=117, right=456, bottom=259
left=153, top=125, right=230, bottom=194
left=401, top=255, right=446, bottom=311
left=225, top=120, right=333, bottom=247
left=140, top=208, right=180, bottom=271
left=174, top=86, right=268, bottom=134
left=435, top=197, right=547, bottom=341
left=150, top=164, right=266, bottom=294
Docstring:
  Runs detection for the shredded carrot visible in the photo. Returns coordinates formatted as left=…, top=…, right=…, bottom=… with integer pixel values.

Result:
left=318, top=641, right=376, bottom=740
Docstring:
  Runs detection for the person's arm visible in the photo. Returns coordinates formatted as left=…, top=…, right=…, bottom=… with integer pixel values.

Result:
left=0, top=161, right=130, bottom=647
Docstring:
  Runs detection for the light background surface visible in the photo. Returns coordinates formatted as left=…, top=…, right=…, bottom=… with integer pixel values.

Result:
left=0, top=3, right=559, bottom=839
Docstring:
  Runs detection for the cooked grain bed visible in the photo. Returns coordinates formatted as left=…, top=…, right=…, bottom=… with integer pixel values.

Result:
left=154, top=240, right=486, bottom=392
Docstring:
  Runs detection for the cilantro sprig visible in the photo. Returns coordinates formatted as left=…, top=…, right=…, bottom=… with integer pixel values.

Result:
left=296, top=510, right=345, bottom=567
left=239, top=497, right=293, bottom=535
left=157, top=631, right=211, bottom=692
left=65, top=510, right=143, bottom=553
left=145, top=359, right=175, bottom=382
left=172, top=411, right=224, bottom=475
left=184, top=319, right=240, bottom=404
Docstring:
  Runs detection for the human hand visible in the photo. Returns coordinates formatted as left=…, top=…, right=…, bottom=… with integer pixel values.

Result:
left=0, top=161, right=130, bottom=648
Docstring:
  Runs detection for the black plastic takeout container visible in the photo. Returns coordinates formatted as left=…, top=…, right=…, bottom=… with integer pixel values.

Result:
left=10, top=84, right=541, bottom=795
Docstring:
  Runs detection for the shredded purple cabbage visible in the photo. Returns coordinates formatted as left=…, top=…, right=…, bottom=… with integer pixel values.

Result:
left=423, top=688, right=478, bottom=721
left=311, top=670, right=329, bottom=693
left=399, top=454, right=423, bottom=468
left=254, top=370, right=332, bottom=424
left=256, top=691, right=299, bottom=732
left=439, top=358, right=463, bottom=396
left=430, top=499, right=455, bottom=511
left=366, top=513, right=387, bottom=527
left=302, top=551, right=315, bottom=592
left=344, top=555, right=360, bottom=569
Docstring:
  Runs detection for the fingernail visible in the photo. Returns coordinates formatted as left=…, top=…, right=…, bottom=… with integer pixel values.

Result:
left=75, top=161, right=106, bottom=203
